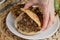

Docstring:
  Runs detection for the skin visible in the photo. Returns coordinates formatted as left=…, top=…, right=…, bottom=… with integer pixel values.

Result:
left=24, top=0, right=55, bottom=31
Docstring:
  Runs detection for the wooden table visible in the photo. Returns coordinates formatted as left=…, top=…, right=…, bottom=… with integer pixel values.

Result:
left=0, top=0, right=60, bottom=40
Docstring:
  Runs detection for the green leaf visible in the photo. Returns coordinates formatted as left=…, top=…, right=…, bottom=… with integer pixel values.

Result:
left=54, top=0, right=59, bottom=11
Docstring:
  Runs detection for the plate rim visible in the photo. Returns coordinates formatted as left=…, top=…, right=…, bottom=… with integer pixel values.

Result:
left=6, top=12, right=60, bottom=39
left=0, top=0, right=5, bottom=4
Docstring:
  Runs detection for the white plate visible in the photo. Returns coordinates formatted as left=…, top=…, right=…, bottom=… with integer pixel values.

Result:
left=0, top=0, right=5, bottom=4
left=6, top=12, right=60, bottom=39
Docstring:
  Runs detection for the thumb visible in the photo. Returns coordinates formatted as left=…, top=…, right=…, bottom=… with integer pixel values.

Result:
left=24, top=2, right=34, bottom=9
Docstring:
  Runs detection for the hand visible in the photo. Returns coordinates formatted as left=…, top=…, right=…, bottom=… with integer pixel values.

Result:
left=24, top=0, right=55, bottom=31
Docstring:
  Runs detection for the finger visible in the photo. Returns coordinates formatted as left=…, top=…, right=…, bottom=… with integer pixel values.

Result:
left=47, top=13, right=55, bottom=27
left=24, top=2, right=34, bottom=9
left=41, top=13, right=49, bottom=31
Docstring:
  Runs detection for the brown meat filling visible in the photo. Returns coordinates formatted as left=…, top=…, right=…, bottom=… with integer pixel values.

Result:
left=17, top=13, right=40, bottom=33
left=12, top=4, right=43, bottom=33
left=11, top=4, right=25, bottom=18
